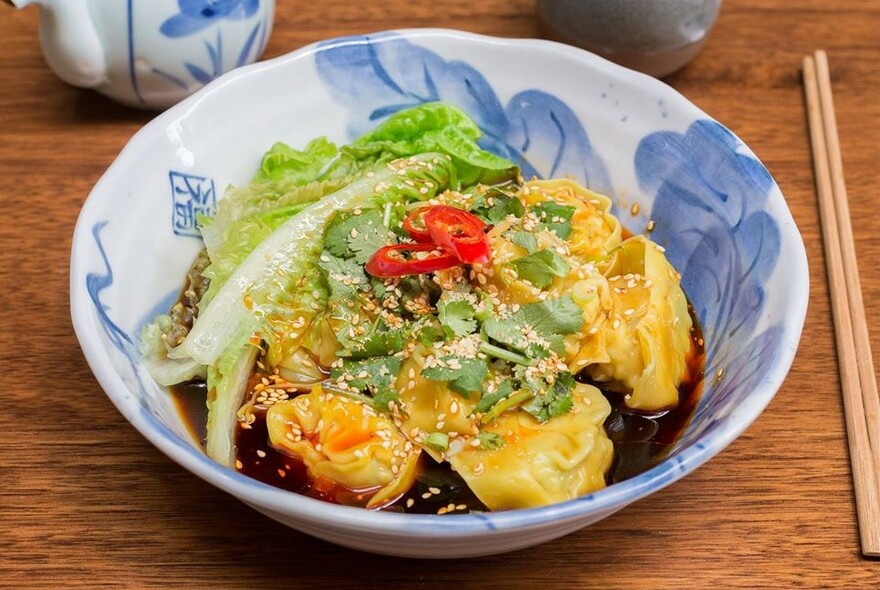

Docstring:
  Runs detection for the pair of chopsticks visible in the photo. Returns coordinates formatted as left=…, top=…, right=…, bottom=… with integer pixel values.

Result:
left=803, top=50, right=880, bottom=558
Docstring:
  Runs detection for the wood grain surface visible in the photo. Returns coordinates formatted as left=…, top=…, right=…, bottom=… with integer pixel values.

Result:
left=1, top=1, right=878, bottom=587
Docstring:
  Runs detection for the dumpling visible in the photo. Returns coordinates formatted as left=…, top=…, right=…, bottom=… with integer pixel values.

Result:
left=394, top=346, right=480, bottom=461
left=448, top=383, right=613, bottom=510
left=585, top=236, right=693, bottom=410
left=522, top=179, right=622, bottom=261
left=266, top=386, right=420, bottom=508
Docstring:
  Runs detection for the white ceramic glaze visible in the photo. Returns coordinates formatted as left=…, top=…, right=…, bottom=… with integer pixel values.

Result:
left=11, top=0, right=275, bottom=109
left=70, top=29, right=809, bottom=558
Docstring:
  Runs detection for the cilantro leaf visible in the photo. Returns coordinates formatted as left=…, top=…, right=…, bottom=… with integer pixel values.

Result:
left=330, top=356, right=401, bottom=391
left=324, top=209, right=389, bottom=264
left=470, top=189, right=525, bottom=224
left=483, top=296, right=584, bottom=357
left=519, top=371, right=575, bottom=421
left=414, top=318, right=448, bottom=346
left=422, top=355, right=488, bottom=396
left=329, top=304, right=411, bottom=359
left=474, top=379, right=515, bottom=413
left=317, top=251, right=368, bottom=302
left=371, top=386, right=400, bottom=411
left=438, top=299, right=477, bottom=337
left=507, top=249, right=570, bottom=289
left=533, top=201, right=575, bottom=239
left=517, top=295, right=584, bottom=336
left=329, top=356, right=403, bottom=411
left=477, top=432, right=506, bottom=450
left=508, top=230, right=538, bottom=253
left=348, top=325, right=410, bottom=359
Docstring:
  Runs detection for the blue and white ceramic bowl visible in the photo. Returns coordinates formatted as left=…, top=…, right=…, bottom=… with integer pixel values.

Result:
left=70, top=29, right=808, bottom=558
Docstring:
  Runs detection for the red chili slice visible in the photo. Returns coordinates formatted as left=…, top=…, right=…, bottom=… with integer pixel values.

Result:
left=423, top=205, right=491, bottom=264
left=365, top=244, right=460, bottom=278
left=402, top=208, right=433, bottom=243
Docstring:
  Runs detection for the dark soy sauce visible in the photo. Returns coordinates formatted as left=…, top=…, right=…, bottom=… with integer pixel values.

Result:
left=171, top=313, right=705, bottom=513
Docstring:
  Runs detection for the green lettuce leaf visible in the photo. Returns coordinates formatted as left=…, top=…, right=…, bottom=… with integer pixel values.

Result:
left=254, top=137, right=339, bottom=183
left=326, top=102, right=518, bottom=186
left=172, top=154, right=456, bottom=366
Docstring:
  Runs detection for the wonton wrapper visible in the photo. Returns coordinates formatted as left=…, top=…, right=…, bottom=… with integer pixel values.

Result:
left=395, top=348, right=479, bottom=461
left=449, top=383, right=613, bottom=510
left=266, top=386, right=419, bottom=508
left=585, top=236, right=693, bottom=411
left=523, top=179, right=622, bottom=262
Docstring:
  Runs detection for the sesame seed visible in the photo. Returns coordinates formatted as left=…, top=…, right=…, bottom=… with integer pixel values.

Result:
left=256, top=450, right=267, bottom=458
left=406, top=498, right=415, bottom=508
left=646, top=219, right=656, bottom=232
left=630, top=202, right=640, bottom=215
left=235, top=460, right=243, bottom=470
left=277, top=469, right=287, bottom=478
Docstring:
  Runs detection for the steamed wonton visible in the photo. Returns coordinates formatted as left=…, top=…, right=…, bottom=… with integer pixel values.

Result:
left=584, top=236, right=693, bottom=410
left=394, top=346, right=480, bottom=461
left=448, top=383, right=613, bottom=510
left=266, top=386, right=420, bottom=507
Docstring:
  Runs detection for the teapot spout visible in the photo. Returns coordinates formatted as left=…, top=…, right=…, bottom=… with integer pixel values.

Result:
left=27, top=0, right=108, bottom=88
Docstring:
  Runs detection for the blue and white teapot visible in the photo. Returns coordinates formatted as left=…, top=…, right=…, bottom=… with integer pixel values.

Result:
left=8, top=0, right=275, bottom=109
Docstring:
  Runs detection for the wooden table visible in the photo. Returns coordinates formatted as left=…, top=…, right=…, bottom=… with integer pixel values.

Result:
left=1, top=1, right=878, bottom=587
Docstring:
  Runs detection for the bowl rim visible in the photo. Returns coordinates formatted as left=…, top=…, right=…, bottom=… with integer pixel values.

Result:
left=70, top=28, right=810, bottom=536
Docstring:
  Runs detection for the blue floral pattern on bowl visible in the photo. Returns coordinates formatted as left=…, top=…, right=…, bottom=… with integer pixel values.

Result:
left=635, top=121, right=783, bottom=443
left=315, top=33, right=613, bottom=197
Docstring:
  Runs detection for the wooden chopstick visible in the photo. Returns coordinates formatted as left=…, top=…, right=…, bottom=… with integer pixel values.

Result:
left=803, top=50, right=880, bottom=557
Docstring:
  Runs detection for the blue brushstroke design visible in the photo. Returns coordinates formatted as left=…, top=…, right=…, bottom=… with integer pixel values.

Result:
left=160, top=0, right=259, bottom=38
left=635, top=120, right=783, bottom=445
left=185, top=29, right=224, bottom=84
left=314, top=33, right=612, bottom=195
left=87, top=222, right=133, bottom=354
left=236, top=20, right=262, bottom=67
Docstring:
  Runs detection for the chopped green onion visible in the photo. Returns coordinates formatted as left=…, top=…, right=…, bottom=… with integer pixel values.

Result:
left=480, top=389, right=534, bottom=424
left=478, top=341, right=534, bottom=366
left=423, top=431, right=450, bottom=452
